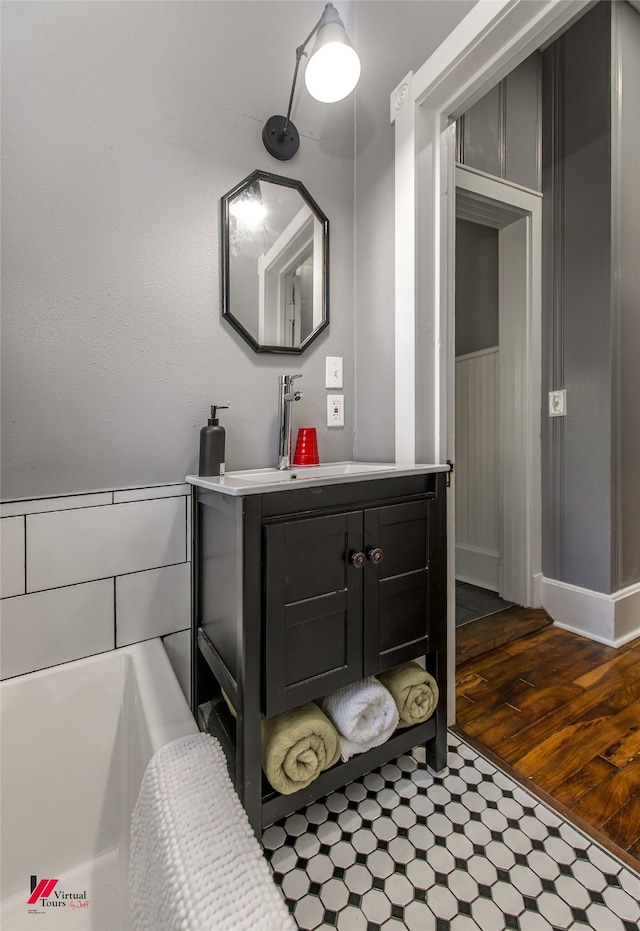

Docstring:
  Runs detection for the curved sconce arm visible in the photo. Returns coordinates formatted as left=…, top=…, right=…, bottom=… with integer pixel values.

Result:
left=263, top=2, right=360, bottom=161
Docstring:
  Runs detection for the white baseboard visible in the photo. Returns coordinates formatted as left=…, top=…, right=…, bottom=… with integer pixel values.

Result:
left=612, top=582, right=640, bottom=642
left=455, top=544, right=499, bottom=591
left=542, top=577, right=640, bottom=648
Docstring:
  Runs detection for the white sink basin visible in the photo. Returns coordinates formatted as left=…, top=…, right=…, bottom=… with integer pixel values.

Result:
left=231, top=462, right=391, bottom=485
left=187, top=462, right=449, bottom=496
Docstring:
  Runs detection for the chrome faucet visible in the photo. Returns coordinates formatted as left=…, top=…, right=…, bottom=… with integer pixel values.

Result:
left=277, top=374, right=302, bottom=470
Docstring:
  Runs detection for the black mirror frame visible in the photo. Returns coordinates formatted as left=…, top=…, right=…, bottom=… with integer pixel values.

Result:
left=220, top=170, right=329, bottom=354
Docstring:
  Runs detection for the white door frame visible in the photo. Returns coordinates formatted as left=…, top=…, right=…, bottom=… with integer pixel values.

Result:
left=390, top=0, right=589, bottom=722
left=456, top=166, right=543, bottom=609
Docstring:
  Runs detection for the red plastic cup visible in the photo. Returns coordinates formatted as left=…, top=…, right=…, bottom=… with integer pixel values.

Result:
left=293, top=427, right=320, bottom=466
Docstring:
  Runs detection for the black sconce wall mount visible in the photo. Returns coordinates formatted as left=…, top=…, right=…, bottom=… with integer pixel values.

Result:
left=262, top=2, right=360, bottom=161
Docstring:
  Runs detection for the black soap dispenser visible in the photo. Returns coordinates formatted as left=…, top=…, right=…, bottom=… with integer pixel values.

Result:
left=199, top=405, right=228, bottom=477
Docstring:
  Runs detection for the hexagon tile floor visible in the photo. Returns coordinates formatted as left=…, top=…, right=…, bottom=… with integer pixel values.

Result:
left=262, top=733, right=640, bottom=931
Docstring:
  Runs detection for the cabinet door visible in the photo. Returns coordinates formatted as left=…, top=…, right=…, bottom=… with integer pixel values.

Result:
left=264, top=511, right=363, bottom=716
left=363, top=499, right=431, bottom=674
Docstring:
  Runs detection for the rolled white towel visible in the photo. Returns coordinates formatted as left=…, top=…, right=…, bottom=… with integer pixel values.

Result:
left=319, top=678, right=399, bottom=762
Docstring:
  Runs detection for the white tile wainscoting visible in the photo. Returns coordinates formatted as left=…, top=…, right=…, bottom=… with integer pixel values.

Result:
left=0, top=484, right=192, bottom=687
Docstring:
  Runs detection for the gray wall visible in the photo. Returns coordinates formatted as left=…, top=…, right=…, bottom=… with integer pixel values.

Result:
left=615, top=0, right=640, bottom=589
left=542, top=1, right=640, bottom=594
left=542, top=3, right=613, bottom=594
left=1, top=0, right=476, bottom=502
left=352, top=1, right=476, bottom=462
left=458, top=53, right=542, bottom=192
left=1, top=1, right=358, bottom=500
left=452, top=1, right=640, bottom=598
left=455, top=221, right=499, bottom=358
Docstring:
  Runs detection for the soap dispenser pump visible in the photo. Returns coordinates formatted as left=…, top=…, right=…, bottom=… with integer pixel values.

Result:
left=199, top=405, right=228, bottom=477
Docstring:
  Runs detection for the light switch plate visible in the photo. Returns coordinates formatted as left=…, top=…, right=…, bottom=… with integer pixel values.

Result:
left=549, top=389, right=566, bottom=417
left=327, top=394, right=344, bottom=427
left=326, top=356, right=343, bottom=389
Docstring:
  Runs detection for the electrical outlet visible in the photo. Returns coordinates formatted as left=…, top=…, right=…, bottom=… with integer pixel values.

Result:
left=325, top=356, right=343, bottom=389
left=327, top=394, right=344, bottom=427
left=549, top=389, right=566, bottom=417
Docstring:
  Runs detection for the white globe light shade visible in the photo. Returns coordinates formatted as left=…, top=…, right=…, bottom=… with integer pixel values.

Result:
left=304, top=24, right=361, bottom=103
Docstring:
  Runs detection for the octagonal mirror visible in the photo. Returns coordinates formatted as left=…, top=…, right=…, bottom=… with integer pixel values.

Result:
left=221, top=170, right=329, bottom=353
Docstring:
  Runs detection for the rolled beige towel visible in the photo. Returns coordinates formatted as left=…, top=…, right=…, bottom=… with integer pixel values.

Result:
left=261, top=702, right=340, bottom=795
left=377, top=661, right=439, bottom=728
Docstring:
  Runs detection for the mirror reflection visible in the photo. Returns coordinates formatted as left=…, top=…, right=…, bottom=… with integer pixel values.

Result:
left=221, top=171, right=329, bottom=353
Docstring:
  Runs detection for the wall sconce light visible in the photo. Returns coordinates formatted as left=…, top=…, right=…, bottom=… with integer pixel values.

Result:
left=262, top=2, right=361, bottom=161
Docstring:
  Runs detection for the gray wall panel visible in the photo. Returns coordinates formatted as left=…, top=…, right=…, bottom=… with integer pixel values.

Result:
left=455, top=220, right=499, bottom=357
left=541, top=41, right=564, bottom=582
left=352, top=1, right=475, bottom=462
left=461, top=84, right=502, bottom=179
left=459, top=52, right=541, bottom=193
left=505, top=55, right=541, bottom=192
left=561, top=3, right=612, bottom=592
left=542, top=3, right=614, bottom=595
left=615, top=2, right=640, bottom=588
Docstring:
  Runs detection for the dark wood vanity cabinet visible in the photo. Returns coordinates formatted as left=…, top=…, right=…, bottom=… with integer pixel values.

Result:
left=191, top=470, right=448, bottom=834
left=264, top=498, right=433, bottom=717
left=264, top=510, right=365, bottom=716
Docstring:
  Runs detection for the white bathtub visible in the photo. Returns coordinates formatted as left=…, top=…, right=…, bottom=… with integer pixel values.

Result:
left=1, top=639, right=198, bottom=931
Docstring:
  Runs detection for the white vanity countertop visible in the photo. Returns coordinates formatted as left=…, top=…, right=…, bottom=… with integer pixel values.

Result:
left=186, top=462, right=450, bottom=496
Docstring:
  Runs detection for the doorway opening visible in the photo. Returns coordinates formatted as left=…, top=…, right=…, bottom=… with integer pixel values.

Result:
left=453, top=167, right=545, bottom=646
left=454, top=215, right=513, bottom=628
left=389, top=0, right=590, bottom=718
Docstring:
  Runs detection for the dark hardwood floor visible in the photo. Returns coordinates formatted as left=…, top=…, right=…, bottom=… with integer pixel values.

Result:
left=455, top=624, right=640, bottom=872
left=456, top=603, right=552, bottom=664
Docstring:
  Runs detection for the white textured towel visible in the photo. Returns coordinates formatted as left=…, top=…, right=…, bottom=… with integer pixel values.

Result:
left=319, top=678, right=399, bottom=762
left=129, top=733, right=295, bottom=931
